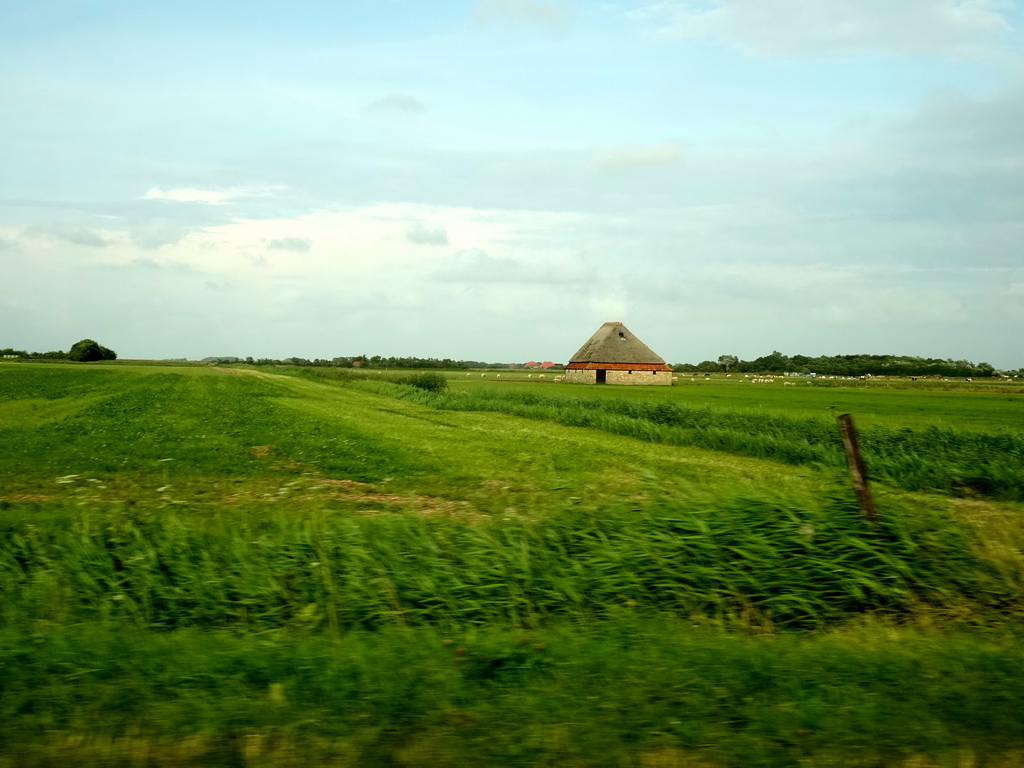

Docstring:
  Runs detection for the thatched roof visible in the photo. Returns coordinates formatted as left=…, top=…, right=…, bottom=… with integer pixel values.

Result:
left=566, top=322, right=671, bottom=370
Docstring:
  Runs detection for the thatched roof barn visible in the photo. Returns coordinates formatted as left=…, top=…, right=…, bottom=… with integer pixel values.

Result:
left=565, top=322, right=672, bottom=385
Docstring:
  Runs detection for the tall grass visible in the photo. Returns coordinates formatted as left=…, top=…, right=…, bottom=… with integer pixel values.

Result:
left=2, top=489, right=1014, bottom=633
left=3, top=619, right=1024, bottom=768
left=351, top=380, right=1024, bottom=500
left=283, top=365, right=448, bottom=391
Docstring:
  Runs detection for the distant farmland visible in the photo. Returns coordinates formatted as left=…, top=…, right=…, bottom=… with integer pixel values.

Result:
left=2, top=361, right=1023, bottom=767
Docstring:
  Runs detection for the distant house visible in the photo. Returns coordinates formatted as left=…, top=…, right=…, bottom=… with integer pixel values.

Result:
left=565, top=322, right=672, bottom=385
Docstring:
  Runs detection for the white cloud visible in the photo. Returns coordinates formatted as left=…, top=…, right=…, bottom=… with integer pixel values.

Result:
left=645, top=0, right=1013, bottom=59
left=700, top=263, right=967, bottom=322
left=365, top=94, right=428, bottom=115
left=2, top=0, right=1021, bottom=366
left=895, top=85, right=1024, bottom=160
left=791, top=85, right=1024, bottom=248
left=130, top=219, right=188, bottom=249
left=267, top=237, right=312, bottom=253
left=435, top=247, right=590, bottom=284
left=406, top=222, right=449, bottom=246
left=24, top=225, right=111, bottom=248
left=3, top=191, right=1022, bottom=365
left=141, top=186, right=283, bottom=205
left=597, top=141, right=685, bottom=171
left=473, top=0, right=571, bottom=30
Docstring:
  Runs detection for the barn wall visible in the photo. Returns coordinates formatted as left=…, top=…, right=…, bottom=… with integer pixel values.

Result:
left=607, top=370, right=672, bottom=386
left=565, top=369, right=596, bottom=384
left=565, top=369, right=671, bottom=385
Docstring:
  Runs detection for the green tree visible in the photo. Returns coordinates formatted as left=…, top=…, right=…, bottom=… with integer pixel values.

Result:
left=68, top=339, right=117, bottom=362
left=749, top=350, right=791, bottom=373
left=717, top=354, right=739, bottom=372
left=976, top=362, right=995, bottom=378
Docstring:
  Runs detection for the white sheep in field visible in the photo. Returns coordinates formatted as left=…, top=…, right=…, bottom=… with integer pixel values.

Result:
left=496, top=373, right=501, bottom=378
left=527, top=374, right=532, bottom=378
left=553, top=375, right=564, bottom=382
left=481, top=373, right=486, bottom=378
left=466, top=373, right=471, bottom=377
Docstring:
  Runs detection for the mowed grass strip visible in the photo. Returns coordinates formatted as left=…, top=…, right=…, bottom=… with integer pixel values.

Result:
left=352, top=378, right=1024, bottom=501
left=268, top=375, right=831, bottom=511
left=0, top=363, right=828, bottom=512
left=0, top=365, right=424, bottom=495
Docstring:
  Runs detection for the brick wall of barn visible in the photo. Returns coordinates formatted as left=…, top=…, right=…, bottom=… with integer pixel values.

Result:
left=565, top=369, right=671, bottom=385
left=607, top=370, right=672, bottom=386
left=565, top=369, right=597, bottom=384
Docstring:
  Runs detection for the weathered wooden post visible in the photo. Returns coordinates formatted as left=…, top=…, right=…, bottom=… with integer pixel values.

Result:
left=837, top=413, right=877, bottom=522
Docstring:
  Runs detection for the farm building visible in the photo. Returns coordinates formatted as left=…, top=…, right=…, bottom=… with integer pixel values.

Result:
left=565, top=322, right=672, bottom=385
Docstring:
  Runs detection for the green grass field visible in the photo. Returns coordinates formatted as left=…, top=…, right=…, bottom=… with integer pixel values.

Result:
left=2, top=361, right=1023, bottom=767
left=446, top=372, right=1024, bottom=432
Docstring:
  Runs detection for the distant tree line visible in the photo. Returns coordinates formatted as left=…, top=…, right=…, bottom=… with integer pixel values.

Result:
left=1, top=347, right=68, bottom=360
left=672, top=352, right=1007, bottom=378
left=5, top=344, right=1013, bottom=378
left=1, top=339, right=116, bottom=362
left=241, top=355, right=513, bottom=370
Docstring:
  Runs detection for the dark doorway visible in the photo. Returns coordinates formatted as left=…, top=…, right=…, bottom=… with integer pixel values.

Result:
left=596, top=369, right=607, bottom=384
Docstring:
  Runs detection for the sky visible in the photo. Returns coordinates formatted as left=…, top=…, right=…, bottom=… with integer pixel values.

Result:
left=2, top=0, right=1023, bottom=366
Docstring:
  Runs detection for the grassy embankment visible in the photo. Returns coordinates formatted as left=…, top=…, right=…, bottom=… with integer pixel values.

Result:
left=1, top=361, right=1023, bottom=767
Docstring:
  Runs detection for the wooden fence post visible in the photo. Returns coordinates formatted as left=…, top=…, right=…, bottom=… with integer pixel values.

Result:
left=837, top=413, right=877, bottom=522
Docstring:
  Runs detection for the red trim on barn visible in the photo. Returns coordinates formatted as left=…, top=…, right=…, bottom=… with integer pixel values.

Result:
left=565, top=362, right=672, bottom=371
